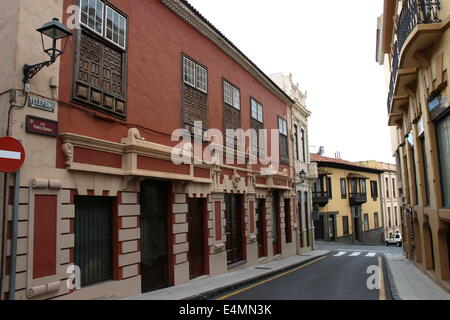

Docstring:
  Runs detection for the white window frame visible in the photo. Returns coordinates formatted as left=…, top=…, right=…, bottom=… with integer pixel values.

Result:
left=79, top=0, right=105, bottom=36
left=183, top=57, right=208, bottom=93
left=105, top=6, right=127, bottom=49
left=224, top=81, right=240, bottom=110
left=79, top=0, right=128, bottom=50
left=251, top=99, right=263, bottom=123
left=196, top=64, right=208, bottom=93
left=279, top=118, right=287, bottom=136
left=183, top=57, right=196, bottom=88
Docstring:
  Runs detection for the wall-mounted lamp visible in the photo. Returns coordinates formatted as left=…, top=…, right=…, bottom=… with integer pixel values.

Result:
left=292, top=169, right=307, bottom=188
left=23, top=18, right=72, bottom=85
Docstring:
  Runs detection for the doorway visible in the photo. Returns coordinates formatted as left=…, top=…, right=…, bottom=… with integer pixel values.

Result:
left=140, top=180, right=169, bottom=293
left=225, top=194, right=244, bottom=265
left=187, top=198, right=206, bottom=279
left=328, top=215, right=336, bottom=241
left=272, top=190, right=281, bottom=255
left=314, top=215, right=325, bottom=240
left=256, top=199, right=267, bottom=258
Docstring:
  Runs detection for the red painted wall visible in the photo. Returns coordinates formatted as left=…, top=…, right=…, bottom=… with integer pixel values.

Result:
left=33, top=195, right=57, bottom=279
left=58, top=0, right=289, bottom=171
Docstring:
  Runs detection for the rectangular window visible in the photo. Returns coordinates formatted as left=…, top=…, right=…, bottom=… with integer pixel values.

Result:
left=106, top=6, right=126, bottom=49
left=370, top=180, right=378, bottom=199
left=196, top=64, right=208, bottom=93
left=327, top=177, right=333, bottom=199
left=75, top=196, right=113, bottom=287
left=392, top=178, right=396, bottom=198
left=278, top=117, right=289, bottom=163
left=363, top=213, right=369, bottom=231
left=436, top=113, right=450, bottom=207
left=183, top=57, right=207, bottom=93
left=251, top=99, right=263, bottom=123
left=361, top=180, right=367, bottom=195
left=394, top=207, right=398, bottom=227
left=301, top=129, right=307, bottom=162
left=80, top=0, right=104, bottom=35
left=386, top=177, right=390, bottom=198
left=223, top=81, right=240, bottom=110
left=75, top=2, right=127, bottom=117
left=294, top=125, right=299, bottom=160
left=340, top=178, right=347, bottom=198
left=388, top=207, right=392, bottom=228
left=343, top=216, right=349, bottom=235
left=183, top=57, right=196, bottom=88
left=374, top=212, right=379, bottom=229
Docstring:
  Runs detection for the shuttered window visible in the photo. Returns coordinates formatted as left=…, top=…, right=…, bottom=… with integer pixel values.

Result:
left=278, top=117, right=289, bottom=164
left=74, top=196, right=113, bottom=287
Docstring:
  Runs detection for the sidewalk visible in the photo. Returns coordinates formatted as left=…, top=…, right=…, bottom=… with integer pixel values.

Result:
left=125, top=250, right=329, bottom=300
left=385, top=253, right=450, bottom=300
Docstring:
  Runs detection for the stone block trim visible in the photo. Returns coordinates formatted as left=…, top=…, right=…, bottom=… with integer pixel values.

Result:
left=116, top=192, right=141, bottom=281
left=172, top=193, right=189, bottom=267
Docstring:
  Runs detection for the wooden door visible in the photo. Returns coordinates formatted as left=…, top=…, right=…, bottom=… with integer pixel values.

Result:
left=225, top=194, right=243, bottom=265
left=140, top=180, right=169, bottom=293
left=188, top=198, right=206, bottom=279
left=272, top=190, right=281, bottom=255
left=256, top=199, right=266, bottom=258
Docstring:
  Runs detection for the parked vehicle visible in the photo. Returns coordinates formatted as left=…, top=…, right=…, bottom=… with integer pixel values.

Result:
left=386, top=233, right=402, bottom=247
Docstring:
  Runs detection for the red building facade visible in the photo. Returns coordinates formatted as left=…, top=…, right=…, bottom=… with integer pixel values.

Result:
left=1, top=0, right=301, bottom=299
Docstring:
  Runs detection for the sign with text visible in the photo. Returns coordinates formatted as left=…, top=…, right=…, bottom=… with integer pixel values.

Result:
left=28, top=96, right=56, bottom=112
left=25, top=115, right=58, bottom=137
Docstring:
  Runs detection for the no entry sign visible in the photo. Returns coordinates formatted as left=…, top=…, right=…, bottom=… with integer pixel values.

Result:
left=0, top=137, right=25, bottom=173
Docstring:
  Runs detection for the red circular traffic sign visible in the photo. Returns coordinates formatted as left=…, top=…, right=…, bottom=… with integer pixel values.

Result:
left=0, top=137, right=25, bottom=173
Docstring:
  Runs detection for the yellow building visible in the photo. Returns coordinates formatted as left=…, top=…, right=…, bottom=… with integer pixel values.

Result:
left=377, top=0, right=450, bottom=292
left=311, top=155, right=384, bottom=244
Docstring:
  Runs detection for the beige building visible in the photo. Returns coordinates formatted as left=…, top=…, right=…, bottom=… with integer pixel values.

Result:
left=357, top=161, right=401, bottom=239
left=377, top=0, right=450, bottom=292
left=270, top=73, right=318, bottom=253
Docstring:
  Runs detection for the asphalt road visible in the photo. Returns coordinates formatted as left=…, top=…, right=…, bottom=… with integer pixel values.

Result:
left=215, top=250, right=390, bottom=300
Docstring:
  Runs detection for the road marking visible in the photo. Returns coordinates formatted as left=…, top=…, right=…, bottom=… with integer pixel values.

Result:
left=334, top=251, right=347, bottom=256
left=337, top=249, right=389, bottom=253
left=378, top=257, right=386, bottom=300
left=0, top=150, right=21, bottom=160
left=366, top=253, right=377, bottom=257
left=215, top=255, right=327, bottom=300
left=349, top=252, right=362, bottom=256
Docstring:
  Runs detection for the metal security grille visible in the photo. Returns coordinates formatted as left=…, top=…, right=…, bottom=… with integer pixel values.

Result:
left=74, top=196, right=113, bottom=287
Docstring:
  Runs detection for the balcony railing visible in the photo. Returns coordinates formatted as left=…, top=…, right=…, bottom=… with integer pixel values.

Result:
left=387, top=0, right=441, bottom=114
left=313, top=191, right=329, bottom=207
left=349, top=193, right=367, bottom=206
left=387, top=41, right=399, bottom=114
left=397, top=0, right=441, bottom=53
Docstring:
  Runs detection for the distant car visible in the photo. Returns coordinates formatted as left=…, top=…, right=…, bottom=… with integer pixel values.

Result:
left=386, top=233, right=402, bottom=247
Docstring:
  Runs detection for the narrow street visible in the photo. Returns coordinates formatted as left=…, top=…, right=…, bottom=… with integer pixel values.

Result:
left=215, top=244, right=401, bottom=300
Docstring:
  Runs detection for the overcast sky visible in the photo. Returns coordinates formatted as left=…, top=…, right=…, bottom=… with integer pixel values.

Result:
left=188, top=0, right=394, bottom=164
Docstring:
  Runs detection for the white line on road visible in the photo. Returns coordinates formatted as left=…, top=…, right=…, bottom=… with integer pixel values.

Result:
left=334, top=251, right=347, bottom=256
left=349, top=252, right=362, bottom=256
left=366, top=253, right=377, bottom=257
left=0, top=150, right=21, bottom=160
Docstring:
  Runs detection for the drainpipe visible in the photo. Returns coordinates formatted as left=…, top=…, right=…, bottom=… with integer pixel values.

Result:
left=8, top=170, right=20, bottom=300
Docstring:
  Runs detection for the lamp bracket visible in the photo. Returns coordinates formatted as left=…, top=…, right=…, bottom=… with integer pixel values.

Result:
left=23, top=61, right=52, bottom=84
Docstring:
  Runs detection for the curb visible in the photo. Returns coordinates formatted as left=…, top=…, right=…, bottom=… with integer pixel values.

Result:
left=383, top=255, right=401, bottom=300
left=183, top=252, right=329, bottom=300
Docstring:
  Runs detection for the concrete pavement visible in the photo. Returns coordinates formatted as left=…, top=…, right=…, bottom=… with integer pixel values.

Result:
left=125, top=250, right=329, bottom=300
left=384, top=253, right=450, bottom=300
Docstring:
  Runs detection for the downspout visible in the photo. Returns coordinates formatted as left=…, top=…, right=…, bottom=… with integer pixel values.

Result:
left=379, top=173, right=385, bottom=244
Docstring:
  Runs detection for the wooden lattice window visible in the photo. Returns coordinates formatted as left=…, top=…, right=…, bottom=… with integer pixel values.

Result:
left=182, top=55, right=208, bottom=134
left=73, top=2, right=127, bottom=118
left=278, top=117, right=289, bottom=164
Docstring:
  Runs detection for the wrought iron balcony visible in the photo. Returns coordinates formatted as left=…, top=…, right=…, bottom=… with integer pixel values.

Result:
left=313, top=191, right=329, bottom=207
left=397, top=0, right=441, bottom=53
left=387, top=41, right=399, bottom=114
left=349, top=193, right=367, bottom=206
